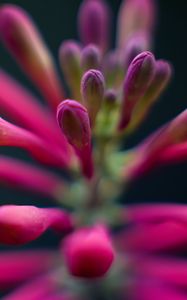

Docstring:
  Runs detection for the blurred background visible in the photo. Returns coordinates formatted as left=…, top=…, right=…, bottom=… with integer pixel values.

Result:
left=0, top=0, right=187, bottom=208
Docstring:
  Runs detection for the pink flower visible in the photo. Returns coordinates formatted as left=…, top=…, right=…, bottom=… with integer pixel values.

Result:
left=0, top=1, right=186, bottom=299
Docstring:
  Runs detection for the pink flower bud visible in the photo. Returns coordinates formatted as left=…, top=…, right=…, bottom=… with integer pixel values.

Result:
left=118, top=51, right=155, bottom=131
left=127, top=59, right=172, bottom=132
left=81, top=69, right=105, bottom=126
left=81, top=44, right=101, bottom=71
left=59, top=40, right=82, bottom=101
left=0, top=5, right=64, bottom=109
left=57, top=100, right=94, bottom=179
left=62, top=225, right=114, bottom=278
left=102, top=51, right=124, bottom=88
left=78, top=0, right=111, bottom=53
left=0, top=205, right=73, bottom=245
left=117, top=0, right=156, bottom=49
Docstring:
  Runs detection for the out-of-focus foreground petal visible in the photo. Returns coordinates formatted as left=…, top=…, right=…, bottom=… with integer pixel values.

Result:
left=130, top=279, right=187, bottom=300
left=0, top=205, right=73, bottom=245
left=126, top=204, right=187, bottom=224
left=121, top=221, right=187, bottom=253
left=0, top=250, right=58, bottom=290
left=0, top=70, right=71, bottom=153
left=0, top=5, right=64, bottom=109
left=0, top=118, right=69, bottom=168
left=3, top=274, right=65, bottom=300
left=0, top=156, right=65, bottom=199
left=133, top=256, right=187, bottom=288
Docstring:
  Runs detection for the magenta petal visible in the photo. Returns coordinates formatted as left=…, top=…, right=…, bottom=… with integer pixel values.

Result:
left=0, top=250, right=57, bottom=290
left=3, top=274, right=61, bottom=300
left=0, top=70, right=71, bottom=153
left=0, top=5, right=64, bottom=109
left=126, top=204, right=187, bottom=224
left=122, top=221, right=187, bottom=253
left=0, top=156, right=64, bottom=199
left=0, top=205, right=73, bottom=245
left=134, top=256, right=187, bottom=288
left=130, top=279, right=187, bottom=300
left=0, top=118, right=69, bottom=168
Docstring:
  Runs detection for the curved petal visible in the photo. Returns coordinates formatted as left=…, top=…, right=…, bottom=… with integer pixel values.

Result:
left=120, top=221, right=187, bottom=253
left=0, top=118, right=69, bottom=168
left=0, top=156, right=64, bottom=199
left=3, top=274, right=62, bottom=300
left=0, top=70, right=71, bottom=154
left=0, top=5, right=64, bottom=109
left=126, top=204, right=187, bottom=224
left=134, top=256, right=187, bottom=288
left=0, top=205, right=73, bottom=245
left=0, top=250, right=58, bottom=290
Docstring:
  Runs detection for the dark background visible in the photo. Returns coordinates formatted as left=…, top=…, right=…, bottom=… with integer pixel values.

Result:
left=0, top=0, right=187, bottom=207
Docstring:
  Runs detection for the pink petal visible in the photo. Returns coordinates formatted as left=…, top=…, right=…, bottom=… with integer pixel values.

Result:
left=0, top=5, right=64, bottom=109
left=0, top=118, right=69, bottom=168
left=0, top=156, right=64, bottom=199
left=130, top=279, right=187, bottom=300
left=126, top=204, right=187, bottom=224
left=121, top=221, right=187, bottom=253
left=134, top=256, right=187, bottom=288
left=158, top=142, right=187, bottom=165
left=3, top=274, right=61, bottom=300
left=0, top=250, right=57, bottom=290
left=0, top=70, right=71, bottom=154
left=0, top=205, right=73, bottom=245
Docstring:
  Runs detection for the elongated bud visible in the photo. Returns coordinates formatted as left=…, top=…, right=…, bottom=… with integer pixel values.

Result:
left=0, top=5, right=63, bottom=109
left=59, top=40, right=82, bottom=101
left=81, top=69, right=105, bottom=126
left=128, top=60, right=172, bottom=131
left=123, top=32, right=150, bottom=70
left=78, top=0, right=111, bottom=53
left=57, top=100, right=94, bottom=179
left=117, top=0, right=156, bottom=49
left=118, top=51, right=155, bottom=131
left=104, top=89, right=117, bottom=109
left=62, top=225, right=114, bottom=278
left=81, top=44, right=101, bottom=71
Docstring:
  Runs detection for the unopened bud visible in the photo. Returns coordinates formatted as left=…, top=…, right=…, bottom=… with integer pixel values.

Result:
left=57, top=100, right=94, bottom=179
left=81, top=69, right=105, bottom=126
left=78, top=0, right=111, bottom=53
left=59, top=40, right=82, bottom=101
left=117, top=0, right=156, bottom=49
left=62, top=225, right=115, bottom=278
left=118, top=51, right=155, bottom=131
left=103, top=51, right=124, bottom=88
left=81, top=44, right=101, bottom=71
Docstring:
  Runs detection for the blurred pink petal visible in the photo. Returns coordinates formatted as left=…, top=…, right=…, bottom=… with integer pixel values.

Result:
left=0, top=118, right=69, bottom=168
left=0, top=5, right=64, bottom=109
left=0, top=156, right=64, bottom=199
left=0, top=205, right=73, bottom=245
left=126, top=204, right=187, bottom=224
left=134, top=256, right=187, bottom=288
left=3, top=274, right=61, bottom=300
left=0, top=70, right=71, bottom=153
left=121, top=221, right=187, bottom=252
left=0, top=250, right=57, bottom=290
left=158, top=142, right=187, bottom=165
left=130, top=279, right=187, bottom=300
